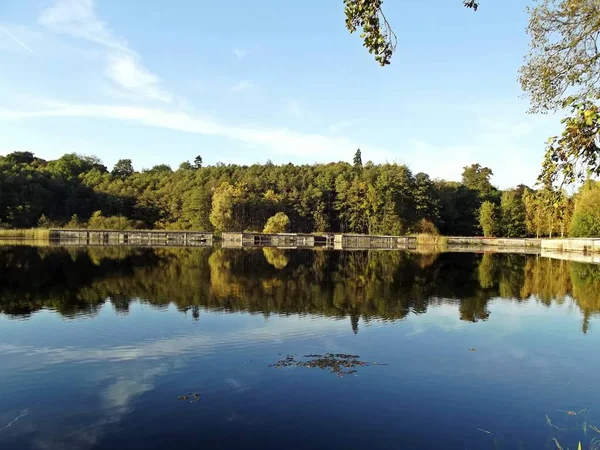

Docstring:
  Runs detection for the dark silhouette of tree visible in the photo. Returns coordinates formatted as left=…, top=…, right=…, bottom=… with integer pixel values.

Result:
left=353, top=148, right=363, bottom=169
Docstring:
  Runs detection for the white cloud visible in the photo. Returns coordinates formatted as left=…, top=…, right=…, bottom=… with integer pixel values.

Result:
left=233, top=47, right=248, bottom=60
left=0, top=25, right=39, bottom=56
left=0, top=101, right=395, bottom=162
left=105, top=54, right=172, bottom=103
left=230, top=80, right=252, bottom=92
left=38, top=0, right=126, bottom=51
left=39, top=0, right=171, bottom=103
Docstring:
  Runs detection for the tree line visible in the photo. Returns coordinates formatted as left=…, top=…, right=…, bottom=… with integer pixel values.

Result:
left=1, top=149, right=599, bottom=236
left=0, top=246, right=597, bottom=334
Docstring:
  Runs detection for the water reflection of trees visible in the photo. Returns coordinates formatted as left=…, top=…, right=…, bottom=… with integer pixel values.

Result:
left=0, top=246, right=599, bottom=333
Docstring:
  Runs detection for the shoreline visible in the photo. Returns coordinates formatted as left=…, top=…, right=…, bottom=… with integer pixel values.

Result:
left=1, top=229, right=600, bottom=254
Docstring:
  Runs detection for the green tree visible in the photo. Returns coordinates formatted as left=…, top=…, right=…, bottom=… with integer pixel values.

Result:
left=520, top=0, right=600, bottom=112
left=263, top=212, right=290, bottom=234
left=66, top=214, right=84, bottom=229
left=5, top=151, right=35, bottom=165
left=570, top=182, right=600, bottom=237
left=38, top=214, right=53, bottom=228
left=209, top=183, right=248, bottom=232
left=353, top=148, right=363, bottom=169
left=146, top=164, right=172, bottom=173
left=413, top=172, right=440, bottom=225
left=462, top=164, right=498, bottom=202
left=193, top=155, right=203, bottom=169
left=523, top=189, right=546, bottom=237
left=500, top=190, right=526, bottom=237
left=435, top=181, right=480, bottom=236
left=112, top=159, right=134, bottom=178
left=517, top=0, right=600, bottom=187
left=48, top=153, right=106, bottom=179
left=479, top=201, right=499, bottom=237
left=539, top=102, right=600, bottom=187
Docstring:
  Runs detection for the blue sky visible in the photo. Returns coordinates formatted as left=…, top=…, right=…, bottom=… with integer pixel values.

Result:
left=0, top=0, right=560, bottom=188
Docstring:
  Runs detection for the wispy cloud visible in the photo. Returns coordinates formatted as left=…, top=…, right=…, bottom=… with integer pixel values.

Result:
left=0, top=25, right=39, bottom=56
left=104, top=54, right=172, bottom=103
left=233, top=47, right=248, bottom=60
left=38, top=0, right=171, bottom=103
left=38, top=0, right=126, bottom=51
left=230, top=80, right=252, bottom=92
left=0, top=102, right=395, bottom=162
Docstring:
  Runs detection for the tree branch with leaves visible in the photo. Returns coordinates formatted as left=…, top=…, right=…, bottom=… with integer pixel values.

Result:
left=344, top=0, right=480, bottom=66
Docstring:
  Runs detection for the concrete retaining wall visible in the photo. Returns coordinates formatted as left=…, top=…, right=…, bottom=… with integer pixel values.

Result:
left=446, top=237, right=541, bottom=247
left=50, top=229, right=213, bottom=246
left=540, top=238, right=600, bottom=254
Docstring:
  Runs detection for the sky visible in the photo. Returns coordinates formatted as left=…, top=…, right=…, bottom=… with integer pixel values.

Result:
left=0, top=0, right=562, bottom=188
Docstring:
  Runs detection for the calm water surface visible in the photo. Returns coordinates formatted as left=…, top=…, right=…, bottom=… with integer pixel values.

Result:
left=1, top=246, right=599, bottom=449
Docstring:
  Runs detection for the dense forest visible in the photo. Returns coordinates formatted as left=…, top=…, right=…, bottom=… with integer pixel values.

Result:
left=0, top=246, right=597, bottom=334
left=1, top=150, right=599, bottom=237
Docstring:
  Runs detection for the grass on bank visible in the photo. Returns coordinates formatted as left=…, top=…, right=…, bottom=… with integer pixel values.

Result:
left=0, top=228, right=51, bottom=240
left=415, top=233, right=448, bottom=248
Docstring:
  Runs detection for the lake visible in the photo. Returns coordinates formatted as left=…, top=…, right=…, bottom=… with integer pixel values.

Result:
left=1, top=245, right=599, bottom=449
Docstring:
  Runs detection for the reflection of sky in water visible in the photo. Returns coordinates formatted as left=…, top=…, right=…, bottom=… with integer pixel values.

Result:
left=1, top=299, right=599, bottom=450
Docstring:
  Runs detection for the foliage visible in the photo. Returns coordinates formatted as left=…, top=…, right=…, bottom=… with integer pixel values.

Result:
left=500, top=189, right=526, bottom=237
left=462, top=163, right=498, bottom=203
left=343, top=0, right=479, bottom=65
left=343, top=0, right=397, bottom=66
left=0, top=150, right=592, bottom=237
left=540, top=101, right=600, bottom=187
left=416, top=233, right=447, bottom=247
left=522, top=188, right=573, bottom=238
left=518, top=0, right=600, bottom=188
left=353, top=148, right=363, bottom=169
left=111, top=159, right=134, bottom=178
left=87, top=211, right=144, bottom=230
left=0, top=229, right=50, bottom=240
left=523, top=189, right=547, bottom=237
left=37, top=214, right=55, bottom=229
left=479, top=201, right=499, bottom=237
left=65, top=214, right=84, bottom=229
left=263, top=212, right=290, bottom=234
left=209, top=183, right=248, bottom=232
left=417, top=218, right=439, bottom=235
left=520, top=0, right=600, bottom=112
left=570, top=182, right=600, bottom=237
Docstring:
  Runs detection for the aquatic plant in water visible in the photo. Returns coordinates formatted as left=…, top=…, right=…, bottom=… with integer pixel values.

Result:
left=177, top=393, right=200, bottom=403
left=545, top=408, right=600, bottom=450
left=269, top=353, right=387, bottom=377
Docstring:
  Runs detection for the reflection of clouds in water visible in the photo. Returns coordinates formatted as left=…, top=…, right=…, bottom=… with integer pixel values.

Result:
left=0, top=316, right=349, bottom=369
left=26, top=365, right=170, bottom=450
left=0, top=316, right=350, bottom=449
left=103, top=377, right=153, bottom=409
left=0, top=409, right=29, bottom=433
left=33, top=416, right=120, bottom=450
left=406, top=302, right=468, bottom=336
left=225, top=378, right=246, bottom=393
